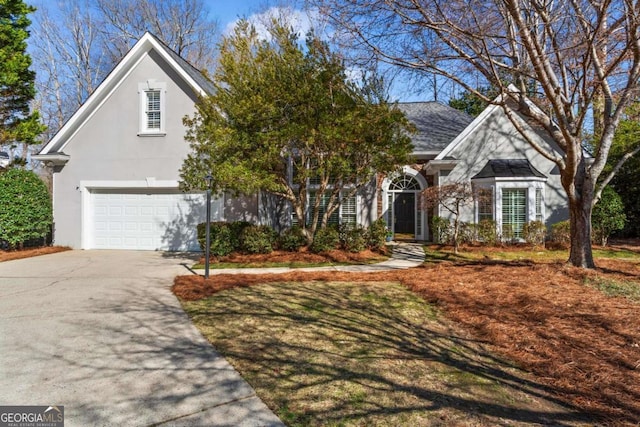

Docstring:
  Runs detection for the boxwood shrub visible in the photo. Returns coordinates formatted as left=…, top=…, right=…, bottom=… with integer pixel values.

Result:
left=279, top=226, right=307, bottom=252
left=339, top=222, right=367, bottom=252
left=239, top=224, right=277, bottom=254
left=551, top=220, right=571, bottom=245
left=367, top=218, right=388, bottom=251
left=196, top=222, right=234, bottom=257
left=310, top=226, right=340, bottom=253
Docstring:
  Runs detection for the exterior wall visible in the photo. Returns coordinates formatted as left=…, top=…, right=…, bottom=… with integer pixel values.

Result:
left=52, top=51, right=206, bottom=248
left=436, top=107, right=568, bottom=229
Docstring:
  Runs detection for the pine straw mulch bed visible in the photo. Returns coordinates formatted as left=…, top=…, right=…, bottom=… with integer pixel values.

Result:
left=0, top=246, right=70, bottom=262
left=198, top=248, right=389, bottom=266
left=173, top=252, right=640, bottom=425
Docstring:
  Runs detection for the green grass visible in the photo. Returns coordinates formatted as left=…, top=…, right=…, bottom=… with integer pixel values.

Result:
left=585, top=277, right=640, bottom=302
left=182, top=281, right=577, bottom=426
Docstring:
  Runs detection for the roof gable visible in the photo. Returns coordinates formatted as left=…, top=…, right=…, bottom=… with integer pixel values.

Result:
left=38, top=32, right=213, bottom=155
left=434, top=98, right=503, bottom=161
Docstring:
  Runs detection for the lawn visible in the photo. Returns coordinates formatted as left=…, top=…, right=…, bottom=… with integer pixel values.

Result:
left=174, top=243, right=640, bottom=425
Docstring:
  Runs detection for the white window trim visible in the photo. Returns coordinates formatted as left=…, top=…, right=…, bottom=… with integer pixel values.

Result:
left=381, top=166, right=428, bottom=240
left=138, top=81, right=167, bottom=136
left=472, top=177, right=546, bottom=238
left=473, top=185, right=495, bottom=223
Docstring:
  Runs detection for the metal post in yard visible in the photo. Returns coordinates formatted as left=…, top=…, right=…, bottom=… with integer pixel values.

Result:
left=204, top=174, right=213, bottom=279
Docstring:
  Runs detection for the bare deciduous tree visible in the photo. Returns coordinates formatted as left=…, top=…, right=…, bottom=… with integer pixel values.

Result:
left=95, top=0, right=218, bottom=71
left=30, top=0, right=219, bottom=143
left=423, top=182, right=475, bottom=254
left=314, top=0, right=640, bottom=268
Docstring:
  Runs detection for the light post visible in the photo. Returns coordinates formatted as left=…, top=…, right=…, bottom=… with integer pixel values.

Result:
left=204, top=174, right=213, bottom=279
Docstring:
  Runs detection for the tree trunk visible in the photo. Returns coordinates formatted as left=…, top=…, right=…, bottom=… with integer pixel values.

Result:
left=452, top=217, right=460, bottom=254
left=568, top=197, right=595, bottom=268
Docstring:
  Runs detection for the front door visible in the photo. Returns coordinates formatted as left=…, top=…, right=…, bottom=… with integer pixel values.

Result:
left=394, top=193, right=415, bottom=235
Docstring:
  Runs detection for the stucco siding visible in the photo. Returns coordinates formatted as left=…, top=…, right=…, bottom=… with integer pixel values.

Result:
left=52, top=52, right=200, bottom=248
left=438, top=107, right=568, bottom=228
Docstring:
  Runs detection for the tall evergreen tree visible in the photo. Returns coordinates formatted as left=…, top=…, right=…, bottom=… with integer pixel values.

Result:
left=0, top=0, right=44, bottom=164
left=180, top=21, right=414, bottom=244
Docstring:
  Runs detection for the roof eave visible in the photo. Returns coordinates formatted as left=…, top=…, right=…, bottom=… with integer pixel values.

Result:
left=38, top=32, right=209, bottom=156
left=424, top=159, right=459, bottom=174
left=32, top=153, right=70, bottom=165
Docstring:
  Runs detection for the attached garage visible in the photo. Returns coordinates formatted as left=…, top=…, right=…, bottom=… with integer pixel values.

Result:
left=87, top=189, right=222, bottom=251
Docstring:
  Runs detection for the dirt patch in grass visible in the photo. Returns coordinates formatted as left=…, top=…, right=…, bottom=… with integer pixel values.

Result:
left=183, top=281, right=587, bottom=426
left=0, top=246, right=70, bottom=262
left=174, top=247, right=640, bottom=425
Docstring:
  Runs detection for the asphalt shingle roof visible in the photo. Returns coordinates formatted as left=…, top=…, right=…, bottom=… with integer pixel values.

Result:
left=148, top=33, right=216, bottom=95
left=471, top=159, right=546, bottom=179
left=397, top=102, right=474, bottom=152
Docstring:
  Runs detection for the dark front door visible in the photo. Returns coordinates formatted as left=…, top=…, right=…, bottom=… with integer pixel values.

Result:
left=394, top=193, right=415, bottom=234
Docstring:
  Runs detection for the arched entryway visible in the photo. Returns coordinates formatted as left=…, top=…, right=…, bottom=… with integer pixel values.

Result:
left=382, top=167, right=427, bottom=240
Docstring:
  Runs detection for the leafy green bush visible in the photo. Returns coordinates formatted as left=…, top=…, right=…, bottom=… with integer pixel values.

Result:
left=367, top=218, right=388, bottom=251
left=197, top=222, right=234, bottom=257
left=522, top=220, right=547, bottom=246
left=229, top=221, right=252, bottom=249
left=551, top=220, right=571, bottom=245
left=310, top=226, right=339, bottom=253
left=592, top=186, right=626, bottom=246
left=477, top=219, right=498, bottom=245
left=431, top=216, right=452, bottom=244
left=279, top=226, right=307, bottom=252
left=239, top=224, right=277, bottom=254
left=0, top=169, right=52, bottom=249
left=339, top=222, right=367, bottom=252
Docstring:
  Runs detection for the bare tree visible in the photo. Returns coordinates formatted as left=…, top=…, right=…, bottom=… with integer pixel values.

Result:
left=423, top=182, right=476, bottom=254
left=30, top=0, right=219, bottom=142
left=31, top=1, right=108, bottom=142
left=95, top=0, right=218, bottom=71
left=314, top=0, right=640, bottom=268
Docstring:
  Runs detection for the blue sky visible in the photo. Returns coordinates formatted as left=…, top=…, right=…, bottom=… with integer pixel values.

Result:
left=204, top=0, right=267, bottom=29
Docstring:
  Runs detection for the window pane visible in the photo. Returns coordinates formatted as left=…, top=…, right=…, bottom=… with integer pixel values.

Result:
left=341, top=194, right=356, bottom=224
left=535, top=188, right=543, bottom=222
left=145, top=90, right=161, bottom=130
left=477, top=188, right=493, bottom=222
left=389, top=175, right=420, bottom=190
left=502, top=189, right=526, bottom=238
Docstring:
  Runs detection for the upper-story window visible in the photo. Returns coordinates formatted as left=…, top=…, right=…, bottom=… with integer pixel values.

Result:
left=138, top=81, right=166, bottom=136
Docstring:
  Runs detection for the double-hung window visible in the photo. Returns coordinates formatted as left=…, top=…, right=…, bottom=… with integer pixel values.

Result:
left=145, top=90, right=161, bottom=130
left=502, top=188, right=527, bottom=238
left=477, top=187, right=494, bottom=222
left=138, top=81, right=166, bottom=135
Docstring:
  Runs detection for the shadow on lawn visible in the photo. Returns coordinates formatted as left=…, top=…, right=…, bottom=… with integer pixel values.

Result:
left=185, top=281, right=594, bottom=426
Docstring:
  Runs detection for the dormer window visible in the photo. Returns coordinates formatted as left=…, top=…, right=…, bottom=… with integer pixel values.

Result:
left=138, top=81, right=166, bottom=136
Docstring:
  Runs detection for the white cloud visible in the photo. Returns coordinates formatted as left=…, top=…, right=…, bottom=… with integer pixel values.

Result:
left=224, top=6, right=324, bottom=40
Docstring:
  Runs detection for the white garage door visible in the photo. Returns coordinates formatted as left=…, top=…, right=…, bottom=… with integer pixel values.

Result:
left=91, top=189, right=222, bottom=250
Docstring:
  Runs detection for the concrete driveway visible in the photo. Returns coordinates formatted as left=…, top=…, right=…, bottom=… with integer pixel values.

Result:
left=0, top=250, right=283, bottom=427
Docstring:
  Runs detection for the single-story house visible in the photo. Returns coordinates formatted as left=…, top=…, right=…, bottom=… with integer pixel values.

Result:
left=34, top=32, right=568, bottom=250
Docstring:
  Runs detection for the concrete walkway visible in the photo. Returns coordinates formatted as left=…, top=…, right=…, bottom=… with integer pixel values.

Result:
left=199, top=242, right=426, bottom=275
left=0, top=250, right=284, bottom=427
